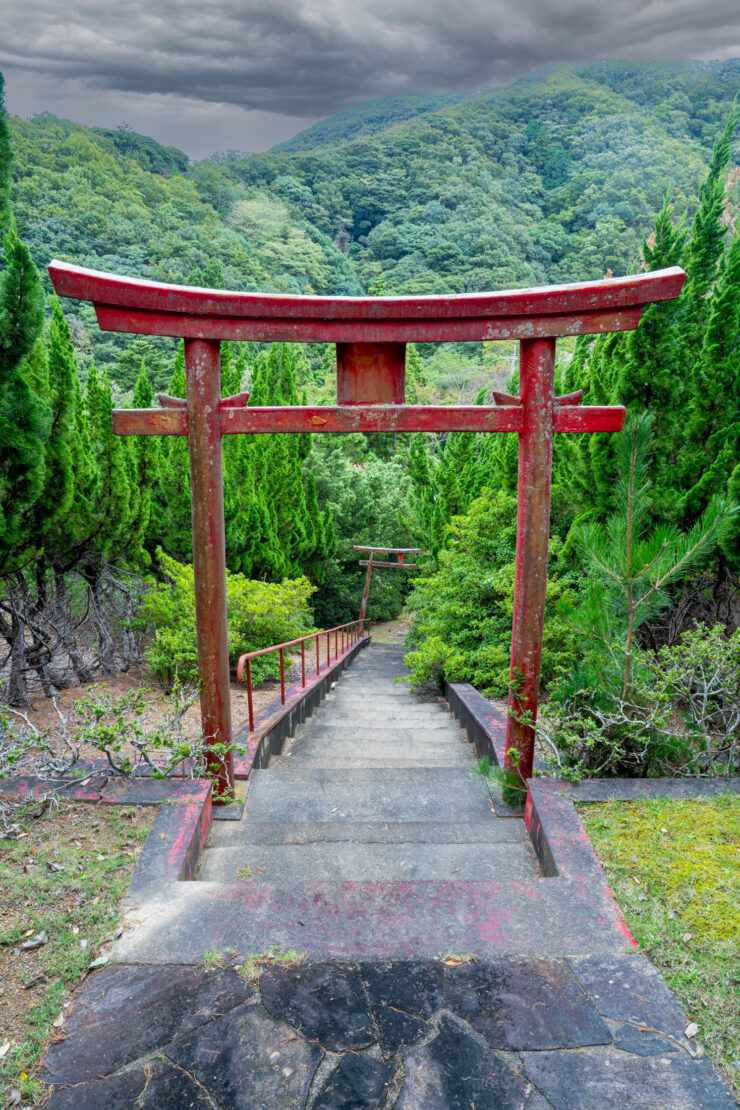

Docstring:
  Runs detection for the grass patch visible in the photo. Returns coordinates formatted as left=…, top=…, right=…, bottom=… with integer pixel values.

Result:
left=0, top=799, right=153, bottom=1104
left=237, top=947, right=307, bottom=985
left=580, top=794, right=739, bottom=1095
left=472, top=754, right=526, bottom=808
left=438, top=952, right=478, bottom=966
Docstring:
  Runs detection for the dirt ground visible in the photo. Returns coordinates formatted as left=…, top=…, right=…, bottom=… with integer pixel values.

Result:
left=368, top=616, right=411, bottom=644
left=0, top=801, right=154, bottom=1101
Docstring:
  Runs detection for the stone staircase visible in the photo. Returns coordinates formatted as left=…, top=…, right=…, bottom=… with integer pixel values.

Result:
left=198, top=642, right=539, bottom=884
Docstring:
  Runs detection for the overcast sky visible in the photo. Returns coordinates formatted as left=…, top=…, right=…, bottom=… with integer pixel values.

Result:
left=1, top=0, right=739, bottom=159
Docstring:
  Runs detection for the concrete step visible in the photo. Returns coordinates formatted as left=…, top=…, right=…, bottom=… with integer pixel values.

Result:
left=115, top=878, right=631, bottom=963
left=278, top=741, right=469, bottom=764
left=272, top=755, right=472, bottom=770
left=335, top=683, right=417, bottom=692
left=290, top=734, right=465, bottom=751
left=318, top=717, right=455, bottom=731
left=322, top=699, right=446, bottom=715
left=243, top=767, right=495, bottom=824
left=207, top=819, right=530, bottom=848
left=197, top=839, right=538, bottom=882
left=297, top=727, right=466, bottom=744
left=317, top=714, right=452, bottom=728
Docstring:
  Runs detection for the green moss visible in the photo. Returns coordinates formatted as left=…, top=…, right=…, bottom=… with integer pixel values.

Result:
left=581, top=795, right=739, bottom=1094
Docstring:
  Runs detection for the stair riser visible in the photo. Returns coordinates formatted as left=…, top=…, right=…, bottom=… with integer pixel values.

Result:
left=198, top=841, right=537, bottom=882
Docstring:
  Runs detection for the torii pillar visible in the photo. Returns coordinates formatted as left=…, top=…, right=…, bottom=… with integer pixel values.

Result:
left=49, top=262, right=685, bottom=800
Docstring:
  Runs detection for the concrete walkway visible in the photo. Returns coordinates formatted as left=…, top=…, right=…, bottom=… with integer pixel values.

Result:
left=38, top=642, right=738, bottom=1108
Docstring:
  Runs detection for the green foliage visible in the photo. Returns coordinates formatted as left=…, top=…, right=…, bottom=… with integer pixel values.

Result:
left=310, top=439, right=417, bottom=627
left=137, top=550, right=315, bottom=688
left=541, top=418, right=737, bottom=777
left=405, top=490, right=578, bottom=696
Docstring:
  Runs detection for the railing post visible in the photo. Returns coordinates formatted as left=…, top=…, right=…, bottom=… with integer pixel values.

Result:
left=246, top=658, right=254, bottom=732
left=185, top=338, right=234, bottom=800
left=301, top=639, right=306, bottom=687
left=279, top=647, right=285, bottom=704
left=505, top=338, right=556, bottom=783
left=316, top=633, right=320, bottom=675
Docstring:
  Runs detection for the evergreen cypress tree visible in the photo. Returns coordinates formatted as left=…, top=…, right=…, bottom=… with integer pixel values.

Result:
left=0, top=122, right=47, bottom=571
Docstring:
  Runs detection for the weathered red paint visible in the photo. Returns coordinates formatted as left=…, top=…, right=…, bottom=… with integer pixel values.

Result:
left=112, top=407, right=188, bottom=436
left=112, top=401, right=625, bottom=439
left=337, top=342, right=406, bottom=403
left=506, top=339, right=555, bottom=782
left=48, top=260, right=686, bottom=794
left=220, top=404, right=524, bottom=435
left=93, top=304, right=648, bottom=343
left=48, top=261, right=685, bottom=322
left=185, top=339, right=234, bottom=800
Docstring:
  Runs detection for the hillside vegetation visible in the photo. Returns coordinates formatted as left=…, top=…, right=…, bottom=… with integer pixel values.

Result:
left=1, top=62, right=739, bottom=786
left=7, top=60, right=740, bottom=388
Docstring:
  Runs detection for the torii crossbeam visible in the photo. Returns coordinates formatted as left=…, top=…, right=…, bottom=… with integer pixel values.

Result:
left=353, top=546, right=422, bottom=623
left=49, top=261, right=685, bottom=801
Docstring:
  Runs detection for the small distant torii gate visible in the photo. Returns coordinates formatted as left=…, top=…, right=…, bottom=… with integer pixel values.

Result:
left=353, top=545, right=421, bottom=623
left=49, top=261, right=685, bottom=801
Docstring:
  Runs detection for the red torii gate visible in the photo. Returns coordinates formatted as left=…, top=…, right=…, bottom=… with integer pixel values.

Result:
left=353, top=545, right=422, bottom=623
left=49, top=261, right=685, bottom=802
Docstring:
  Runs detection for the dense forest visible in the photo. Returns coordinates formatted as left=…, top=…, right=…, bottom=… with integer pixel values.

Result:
left=1, top=59, right=739, bottom=779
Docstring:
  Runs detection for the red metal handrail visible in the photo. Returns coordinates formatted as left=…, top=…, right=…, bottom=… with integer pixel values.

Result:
left=236, top=619, right=370, bottom=732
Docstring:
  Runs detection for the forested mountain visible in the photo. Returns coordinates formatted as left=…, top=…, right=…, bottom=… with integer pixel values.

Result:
left=7, top=59, right=740, bottom=392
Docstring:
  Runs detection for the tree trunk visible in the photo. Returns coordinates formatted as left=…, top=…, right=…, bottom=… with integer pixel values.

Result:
left=6, top=585, right=31, bottom=708
left=88, top=569, right=116, bottom=675
left=54, top=570, right=94, bottom=683
left=18, top=572, right=57, bottom=698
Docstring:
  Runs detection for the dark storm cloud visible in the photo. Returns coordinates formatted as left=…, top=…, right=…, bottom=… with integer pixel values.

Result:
left=2, top=0, right=739, bottom=121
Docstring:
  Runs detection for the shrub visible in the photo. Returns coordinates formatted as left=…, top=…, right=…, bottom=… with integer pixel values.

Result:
left=404, top=490, right=578, bottom=696
left=539, top=623, right=740, bottom=778
left=137, top=550, right=316, bottom=688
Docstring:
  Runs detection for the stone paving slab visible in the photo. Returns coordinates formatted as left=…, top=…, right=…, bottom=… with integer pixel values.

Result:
left=197, top=838, right=538, bottom=882
left=40, top=956, right=736, bottom=1109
